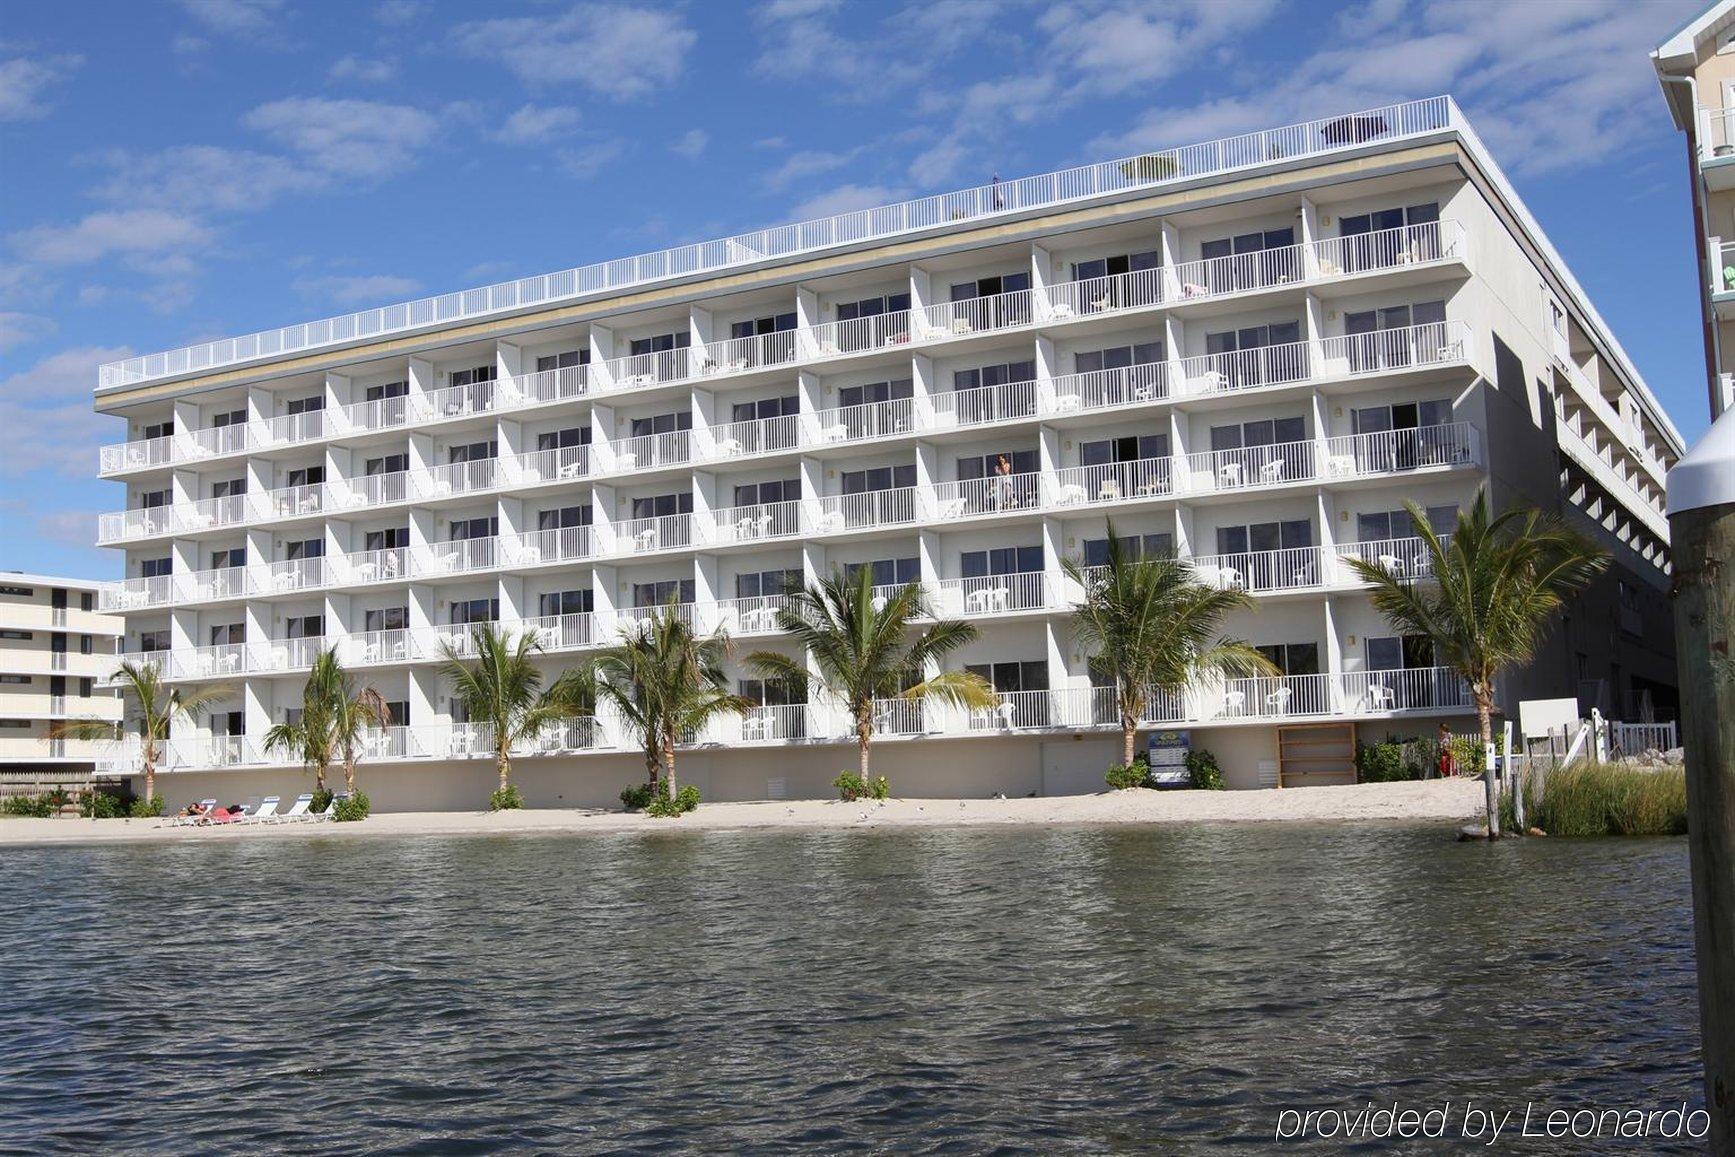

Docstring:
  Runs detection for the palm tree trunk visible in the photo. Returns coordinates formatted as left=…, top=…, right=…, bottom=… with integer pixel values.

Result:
left=344, top=750, right=357, bottom=793
left=1122, top=716, right=1137, bottom=769
left=315, top=764, right=327, bottom=793
left=143, top=754, right=156, bottom=806
left=1475, top=690, right=1498, bottom=840
left=497, top=745, right=511, bottom=791
left=663, top=731, right=678, bottom=799
left=857, top=714, right=872, bottom=778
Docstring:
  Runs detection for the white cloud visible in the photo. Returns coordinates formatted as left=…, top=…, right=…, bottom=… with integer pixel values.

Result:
left=558, top=140, right=626, bottom=181
left=492, top=103, right=582, bottom=145
left=33, top=509, right=103, bottom=551
left=374, top=0, right=427, bottom=25
left=0, top=345, right=133, bottom=477
left=763, top=148, right=859, bottom=191
left=792, top=183, right=906, bottom=219
left=91, top=145, right=318, bottom=214
left=243, top=97, right=441, bottom=178
left=177, top=0, right=287, bottom=37
left=295, top=273, right=422, bottom=305
left=670, top=128, right=708, bottom=160
left=329, top=54, right=398, bottom=84
left=0, top=54, right=83, bottom=121
left=11, top=210, right=213, bottom=266
left=0, top=311, right=53, bottom=352
left=452, top=5, right=697, bottom=99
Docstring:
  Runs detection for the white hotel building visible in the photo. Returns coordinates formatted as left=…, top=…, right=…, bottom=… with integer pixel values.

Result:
left=90, top=97, right=1683, bottom=807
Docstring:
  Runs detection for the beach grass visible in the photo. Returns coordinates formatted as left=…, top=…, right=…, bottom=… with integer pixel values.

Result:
left=1505, top=762, right=1688, bottom=837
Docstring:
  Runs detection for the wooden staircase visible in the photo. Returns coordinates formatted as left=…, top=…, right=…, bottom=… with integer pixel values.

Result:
left=1277, top=723, right=1357, bottom=787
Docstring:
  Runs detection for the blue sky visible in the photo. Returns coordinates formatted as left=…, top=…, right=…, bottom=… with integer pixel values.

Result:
left=0, top=0, right=1712, bottom=579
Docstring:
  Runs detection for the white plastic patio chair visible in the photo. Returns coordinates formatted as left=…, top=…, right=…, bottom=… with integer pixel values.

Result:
left=272, top=793, right=314, bottom=823
left=244, top=795, right=283, bottom=823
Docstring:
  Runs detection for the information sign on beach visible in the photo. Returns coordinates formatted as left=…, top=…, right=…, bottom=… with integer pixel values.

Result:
left=1146, top=729, right=1191, bottom=788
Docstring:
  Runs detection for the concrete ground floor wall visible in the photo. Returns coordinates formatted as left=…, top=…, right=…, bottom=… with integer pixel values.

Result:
left=134, top=713, right=1481, bottom=813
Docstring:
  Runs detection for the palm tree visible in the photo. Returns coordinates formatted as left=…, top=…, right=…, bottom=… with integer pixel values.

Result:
left=294, top=648, right=390, bottom=794
left=592, top=606, right=749, bottom=799
left=1064, top=522, right=1276, bottom=769
left=52, top=661, right=231, bottom=806
left=747, top=567, right=995, bottom=779
left=438, top=623, right=589, bottom=797
left=1342, top=488, right=1607, bottom=838
left=263, top=691, right=338, bottom=793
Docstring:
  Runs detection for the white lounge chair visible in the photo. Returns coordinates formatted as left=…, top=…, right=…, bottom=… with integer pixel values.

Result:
left=244, top=795, right=283, bottom=823
left=165, top=798, right=218, bottom=827
left=273, top=793, right=314, bottom=823
left=306, top=797, right=339, bottom=822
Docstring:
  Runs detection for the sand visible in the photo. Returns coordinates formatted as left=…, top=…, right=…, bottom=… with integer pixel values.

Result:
left=0, top=778, right=1485, bottom=847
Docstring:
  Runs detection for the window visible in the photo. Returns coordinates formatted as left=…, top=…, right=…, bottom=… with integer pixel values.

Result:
left=834, top=292, right=911, bottom=349
left=211, top=477, right=248, bottom=499
left=139, top=488, right=171, bottom=510
left=450, top=598, right=498, bottom=625
left=629, top=492, right=692, bottom=520
left=448, top=516, right=498, bottom=541
left=1200, top=226, right=1298, bottom=289
left=364, top=606, right=408, bottom=632
left=1075, top=341, right=1163, bottom=375
left=628, top=331, right=689, bottom=356
left=1080, top=434, right=1168, bottom=466
left=949, top=272, right=1032, bottom=328
left=209, top=623, right=244, bottom=645
left=209, top=408, right=246, bottom=428
left=1338, top=202, right=1440, bottom=268
left=285, top=537, right=324, bottom=561
left=1342, top=300, right=1447, bottom=370
left=80, top=592, right=93, bottom=612
left=536, top=427, right=590, bottom=452
left=141, top=557, right=173, bottom=578
left=364, top=527, right=409, bottom=552
left=448, top=440, right=497, bottom=464
left=139, top=629, right=170, bottom=653
left=285, top=395, right=324, bottom=415
left=736, top=569, right=802, bottom=599
left=1367, top=634, right=1433, bottom=671
left=0, top=675, right=29, bottom=684
left=965, top=660, right=1050, bottom=723
left=366, top=453, right=407, bottom=476
left=726, top=313, right=797, bottom=365
left=1203, top=321, right=1304, bottom=386
left=845, top=557, right=920, bottom=587
left=632, top=579, right=694, bottom=607
left=449, top=365, right=496, bottom=387
left=1082, top=533, right=1172, bottom=566
left=1215, top=521, right=1314, bottom=589
left=951, top=271, right=1031, bottom=300
left=285, top=615, right=323, bottom=640
left=1256, top=642, right=1319, bottom=676
left=537, top=505, right=592, bottom=531
left=285, top=465, right=324, bottom=489
left=841, top=464, right=916, bottom=494
left=1349, top=400, right=1456, bottom=471
left=365, top=380, right=408, bottom=401
left=382, top=701, right=408, bottom=727
left=0, top=585, right=33, bottom=597
left=838, top=378, right=912, bottom=409
left=0, top=630, right=31, bottom=641
left=141, top=418, right=174, bottom=441
left=0, top=720, right=30, bottom=729
left=731, top=394, right=799, bottom=423
left=1209, top=416, right=1306, bottom=449
left=538, top=589, right=592, bottom=617
left=78, top=634, right=92, bottom=655
left=535, top=350, right=588, bottom=372
left=211, top=547, right=246, bottom=570
left=629, top=411, right=691, bottom=439
left=739, top=677, right=805, bottom=706
left=729, top=312, right=797, bottom=338
left=79, top=677, right=93, bottom=698
left=733, top=478, right=800, bottom=507
left=1356, top=506, right=1455, bottom=543
left=953, top=359, right=1035, bottom=392
left=961, top=545, right=1043, bottom=577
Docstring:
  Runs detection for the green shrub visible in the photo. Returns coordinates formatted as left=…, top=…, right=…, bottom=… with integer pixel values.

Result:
left=1185, top=749, right=1225, bottom=791
left=1356, top=740, right=1408, bottom=783
left=645, top=782, right=700, bottom=818
left=128, top=796, right=164, bottom=818
left=833, top=772, right=892, bottom=801
left=1104, top=760, right=1149, bottom=790
left=2, top=793, right=55, bottom=818
left=489, top=784, right=524, bottom=811
left=1515, top=762, right=1688, bottom=837
left=310, top=788, right=334, bottom=815
left=1447, top=736, right=1485, bottom=777
left=80, top=791, right=126, bottom=819
left=620, top=782, right=655, bottom=811
left=332, top=791, right=371, bottom=822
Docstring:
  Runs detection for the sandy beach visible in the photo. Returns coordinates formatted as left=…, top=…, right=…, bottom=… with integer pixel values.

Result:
left=0, top=778, right=1484, bottom=846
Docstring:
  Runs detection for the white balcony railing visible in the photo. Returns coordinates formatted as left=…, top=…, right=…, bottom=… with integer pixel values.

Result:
left=516, top=364, right=591, bottom=406
left=1046, top=363, right=1169, bottom=413
left=705, top=499, right=803, bottom=544
left=810, top=397, right=915, bottom=445
left=1309, top=220, right=1463, bottom=278
left=512, top=444, right=591, bottom=485
left=806, top=310, right=914, bottom=357
left=1316, top=321, right=1468, bottom=379
left=1700, top=105, right=1735, bottom=159
left=1320, top=422, right=1480, bottom=480
left=1186, top=545, right=1330, bottom=593
left=605, top=513, right=693, bottom=556
left=931, top=572, right=1054, bottom=615
left=1184, top=439, right=1317, bottom=493
left=725, top=703, right=814, bottom=743
left=178, top=564, right=249, bottom=603
left=1336, top=536, right=1448, bottom=582
left=603, top=348, right=689, bottom=390
left=811, top=488, right=919, bottom=534
left=522, top=612, right=598, bottom=652
left=102, top=98, right=1455, bottom=388
left=504, top=526, right=594, bottom=568
left=917, top=289, right=1033, bottom=341
left=1044, top=266, right=1166, bottom=319
left=102, top=574, right=174, bottom=611
left=708, top=595, right=794, bottom=635
left=703, top=411, right=803, bottom=460
left=414, top=537, right=497, bottom=578
left=699, top=330, right=798, bottom=376
left=604, top=429, right=691, bottom=473
left=416, top=459, right=500, bottom=501
left=1176, top=340, right=1311, bottom=399
left=929, top=471, right=1045, bottom=521
left=931, top=379, right=1044, bottom=428
left=1050, top=457, right=1174, bottom=506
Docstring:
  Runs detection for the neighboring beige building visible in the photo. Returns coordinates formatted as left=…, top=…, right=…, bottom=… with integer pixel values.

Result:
left=1655, top=0, right=1735, bottom=418
left=0, top=574, right=123, bottom=790
left=89, top=96, right=1684, bottom=809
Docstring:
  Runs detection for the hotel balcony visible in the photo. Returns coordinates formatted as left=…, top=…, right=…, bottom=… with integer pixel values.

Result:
left=92, top=665, right=1470, bottom=775
left=1698, top=106, right=1735, bottom=188
left=95, top=232, right=1469, bottom=480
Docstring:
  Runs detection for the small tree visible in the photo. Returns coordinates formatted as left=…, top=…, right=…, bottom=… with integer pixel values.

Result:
left=592, top=606, right=748, bottom=800
left=438, top=623, right=589, bottom=799
left=295, top=647, right=389, bottom=793
left=1064, top=522, right=1275, bottom=768
left=53, top=661, right=231, bottom=807
left=747, top=567, right=995, bottom=779
left=1342, top=488, right=1608, bottom=839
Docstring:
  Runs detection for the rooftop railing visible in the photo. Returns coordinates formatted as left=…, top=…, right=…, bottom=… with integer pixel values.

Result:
left=99, top=97, right=1456, bottom=388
